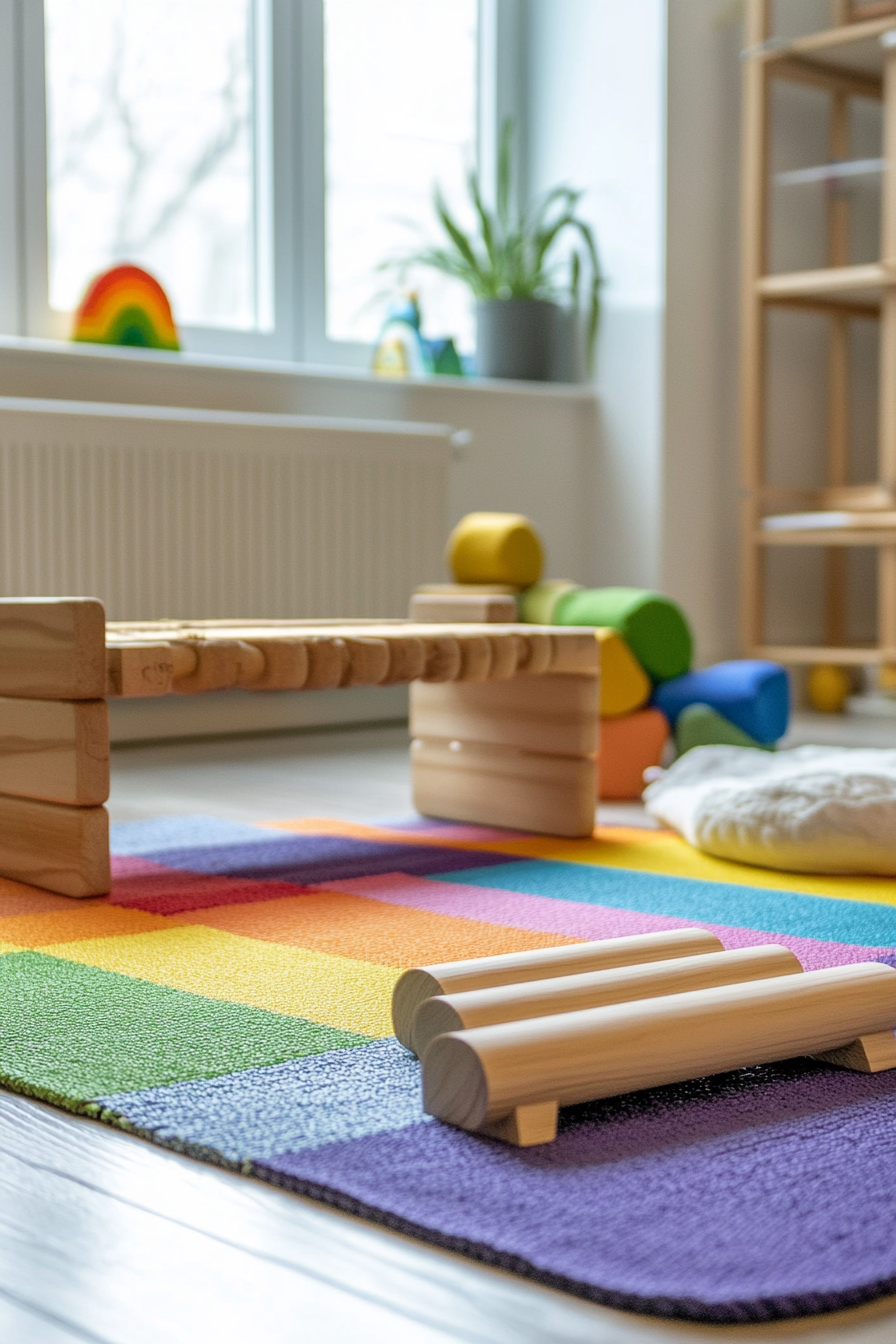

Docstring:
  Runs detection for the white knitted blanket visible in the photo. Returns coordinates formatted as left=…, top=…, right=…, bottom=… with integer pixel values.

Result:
left=642, top=744, right=896, bottom=876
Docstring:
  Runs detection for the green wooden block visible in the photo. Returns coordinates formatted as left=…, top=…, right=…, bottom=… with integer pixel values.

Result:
left=675, top=702, right=773, bottom=757
left=555, top=587, right=692, bottom=681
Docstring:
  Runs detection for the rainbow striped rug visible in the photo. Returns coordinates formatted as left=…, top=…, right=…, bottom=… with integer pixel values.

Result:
left=3, top=813, right=896, bottom=1325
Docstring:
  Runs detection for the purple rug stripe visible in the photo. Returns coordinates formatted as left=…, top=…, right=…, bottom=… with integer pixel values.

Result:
left=97, top=1039, right=427, bottom=1161
left=257, top=1060, right=896, bottom=1324
left=317, top=873, right=891, bottom=971
left=134, top=834, right=518, bottom=885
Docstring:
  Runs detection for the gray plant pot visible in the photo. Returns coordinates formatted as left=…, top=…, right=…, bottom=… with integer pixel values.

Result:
left=475, top=298, right=564, bottom=382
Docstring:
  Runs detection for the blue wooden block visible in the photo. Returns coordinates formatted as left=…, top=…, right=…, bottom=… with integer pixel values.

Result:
left=652, top=660, right=790, bottom=745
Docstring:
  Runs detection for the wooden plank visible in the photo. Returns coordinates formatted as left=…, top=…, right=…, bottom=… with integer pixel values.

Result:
left=410, top=945, right=802, bottom=1059
left=814, top=1028, right=896, bottom=1070
left=757, top=527, right=896, bottom=544
left=422, top=964, right=896, bottom=1141
left=757, top=261, right=888, bottom=301
left=411, top=737, right=597, bottom=839
left=827, top=90, right=851, bottom=647
left=769, top=53, right=883, bottom=99
left=740, top=0, right=771, bottom=653
left=107, top=642, right=177, bottom=697
left=410, top=675, right=599, bottom=758
left=408, top=593, right=518, bottom=623
left=0, top=598, right=105, bottom=700
left=0, top=794, right=109, bottom=897
left=0, top=697, right=108, bottom=805
left=751, top=642, right=896, bottom=663
left=391, top=928, right=723, bottom=1050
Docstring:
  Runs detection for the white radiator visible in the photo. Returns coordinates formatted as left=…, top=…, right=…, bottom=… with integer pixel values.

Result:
left=0, top=396, right=452, bottom=621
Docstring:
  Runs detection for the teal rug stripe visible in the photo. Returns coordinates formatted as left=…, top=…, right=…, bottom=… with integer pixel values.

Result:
left=433, top=861, right=896, bottom=948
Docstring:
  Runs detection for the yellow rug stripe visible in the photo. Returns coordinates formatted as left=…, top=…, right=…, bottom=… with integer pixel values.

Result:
left=42, top=926, right=398, bottom=1037
left=0, top=940, right=18, bottom=956
left=266, top=817, right=896, bottom=907
left=541, top=827, right=896, bottom=906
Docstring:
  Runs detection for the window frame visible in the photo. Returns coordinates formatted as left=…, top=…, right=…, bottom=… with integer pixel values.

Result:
left=3, top=0, right=521, bottom=368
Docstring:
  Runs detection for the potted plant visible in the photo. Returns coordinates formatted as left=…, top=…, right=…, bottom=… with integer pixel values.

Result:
left=386, top=121, right=602, bottom=382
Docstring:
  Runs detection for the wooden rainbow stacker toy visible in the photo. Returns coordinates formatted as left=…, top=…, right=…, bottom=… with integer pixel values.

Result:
left=394, top=933, right=896, bottom=1145
left=0, top=597, right=599, bottom=897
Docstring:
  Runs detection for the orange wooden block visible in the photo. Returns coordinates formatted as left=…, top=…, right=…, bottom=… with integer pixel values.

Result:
left=598, top=707, right=669, bottom=801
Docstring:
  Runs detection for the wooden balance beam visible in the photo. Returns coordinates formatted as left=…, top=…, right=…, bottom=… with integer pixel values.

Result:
left=395, top=941, right=896, bottom=1146
left=0, top=598, right=599, bottom=897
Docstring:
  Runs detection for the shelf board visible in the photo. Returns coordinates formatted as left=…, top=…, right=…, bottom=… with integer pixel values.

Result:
left=756, top=526, right=896, bottom=545
left=751, top=645, right=896, bottom=665
left=757, top=262, right=887, bottom=311
left=764, top=16, right=896, bottom=80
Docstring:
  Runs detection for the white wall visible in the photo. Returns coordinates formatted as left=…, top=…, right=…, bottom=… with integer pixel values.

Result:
left=524, top=0, right=668, bottom=595
left=662, top=1, right=742, bottom=664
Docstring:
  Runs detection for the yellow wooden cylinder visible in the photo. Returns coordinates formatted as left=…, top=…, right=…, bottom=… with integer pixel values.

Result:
left=447, top=513, right=544, bottom=587
left=422, top=963, right=896, bottom=1131
left=410, top=944, right=801, bottom=1058
left=391, top=927, right=724, bottom=1049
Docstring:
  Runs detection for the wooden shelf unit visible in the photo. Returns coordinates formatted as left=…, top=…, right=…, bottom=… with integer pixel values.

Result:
left=741, top=1, right=896, bottom=668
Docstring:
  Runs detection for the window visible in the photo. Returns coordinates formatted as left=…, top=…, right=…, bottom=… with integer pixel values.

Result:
left=4, top=0, right=509, bottom=367
left=44, top=0, right=271, bottom=333
left=324, top=0, right=478, bottom=354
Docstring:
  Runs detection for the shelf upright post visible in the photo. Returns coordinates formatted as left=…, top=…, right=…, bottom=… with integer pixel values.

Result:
left=826, top=90, right=852, bottom=646
left=739, top=0, right=771, bottom=655
left=879, top=33, right=896, bottom=656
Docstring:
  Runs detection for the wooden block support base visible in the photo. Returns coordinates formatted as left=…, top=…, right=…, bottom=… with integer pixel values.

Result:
left=0, top=794, right=110, bottom=897
left=411, top=737, right=597, bottom=837
left=0, top=697, right=109, bottom=805
left=480, top=1101, right=559, bottom=1146
left=813, top=1029, right=896, bottom=1073
left=0, top=598, right=106, bottom=699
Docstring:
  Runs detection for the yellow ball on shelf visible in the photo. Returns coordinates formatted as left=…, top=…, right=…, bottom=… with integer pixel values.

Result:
left=806, top=663, right=851, bottom=714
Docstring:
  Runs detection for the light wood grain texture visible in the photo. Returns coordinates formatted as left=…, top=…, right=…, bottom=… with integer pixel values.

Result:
left=480, top=1101, right=560, bottom=1147
left=740, top=0, right=769, bottom=653
left=410, top=675, right=599, bottom=758
left=752, top=642, right=896, bottom=663
left=0, top=794, right=110, bottom=896
left=0, top=697, right=109, bottom=805
left=410, top=945, right=802, bottom=1059
left=100, top=620, right=598, bottom=685
left=171, top=639, right=263, bottom=694
left=814, top=1028, right=896, bottom=1071
left=409, top=593, right=518, bottom=623
left=422, top=964, right=896, bottom=1140
left=391, top=929, right=724, bottom=1049
left=410, top=737, right=597, bottom=839
left=107, top=642, right=177, bottom=697
left=0, top=598, right=106, bottom=700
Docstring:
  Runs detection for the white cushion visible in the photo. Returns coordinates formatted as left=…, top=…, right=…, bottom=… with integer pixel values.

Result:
left=642, top=744, right=896, bottom=876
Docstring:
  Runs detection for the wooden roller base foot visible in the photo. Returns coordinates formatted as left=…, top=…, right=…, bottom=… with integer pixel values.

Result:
left=479, top=1101, right=559, bottom=1147
left=813, top=1030, right=896, bottom=1073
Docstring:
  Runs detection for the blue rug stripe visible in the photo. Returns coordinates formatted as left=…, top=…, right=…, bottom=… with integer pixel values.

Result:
left=432, top=861, right=896, bottom=947
left=97, top=1039, right=426, bottom=1161
left=134, top=834, right=517, bottom=885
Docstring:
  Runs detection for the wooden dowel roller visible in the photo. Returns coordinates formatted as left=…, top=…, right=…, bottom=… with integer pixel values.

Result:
left=422, top=963, right=896, bottom=1144
left=392, top=928, right=724, bottom=1049
left=410, top=944, right=802, bottom=1058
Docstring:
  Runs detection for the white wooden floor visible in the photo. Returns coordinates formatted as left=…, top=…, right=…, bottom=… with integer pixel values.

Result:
left=5, top=715, right=896, bottom=1343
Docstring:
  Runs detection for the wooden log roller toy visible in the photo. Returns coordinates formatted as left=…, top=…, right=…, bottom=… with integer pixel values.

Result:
left=0, top=597, right=598, bottom=896
left=396, top=939, right=896, bottom=1146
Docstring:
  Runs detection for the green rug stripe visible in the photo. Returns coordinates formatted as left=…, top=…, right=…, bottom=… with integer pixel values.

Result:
left=0, top=951, right=369, bottom=1103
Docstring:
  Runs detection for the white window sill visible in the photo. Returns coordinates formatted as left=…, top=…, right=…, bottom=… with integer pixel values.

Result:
left=0, top=334, right=598, bottom=404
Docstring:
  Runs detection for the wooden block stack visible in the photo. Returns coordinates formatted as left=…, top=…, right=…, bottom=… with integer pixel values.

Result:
left=0, top=599, right=111, bottom=897
left=394, top=936, right=896, bottom=1146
